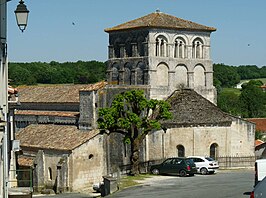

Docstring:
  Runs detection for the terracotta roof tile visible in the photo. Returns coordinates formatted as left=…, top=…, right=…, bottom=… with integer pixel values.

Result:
left=16, top=124, right=99, bottom=151
left=17, top=81, right=107, bottom=103
left=255, top=139, right=264, bottom=146
left=16, top=110, right=79, bottom=118
left=105, top=11, right=216, bottom=32
left=17, top=156, right=34, bottom=167
left=247, top=118, right=266, bottom=132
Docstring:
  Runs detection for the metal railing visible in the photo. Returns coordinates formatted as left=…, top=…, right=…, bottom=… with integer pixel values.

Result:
left=9, top=169, right=33, bottom=191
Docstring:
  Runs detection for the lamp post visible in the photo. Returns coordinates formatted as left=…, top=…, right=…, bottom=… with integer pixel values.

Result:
left=14, top=0, right=29, bottom=32
left=0, top=0, right=29, bottom=197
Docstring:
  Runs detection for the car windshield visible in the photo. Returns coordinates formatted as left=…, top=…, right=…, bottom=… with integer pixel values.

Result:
left=185, top=159, right=195, bottom=165
left=205, top=157, right=214, bottom=161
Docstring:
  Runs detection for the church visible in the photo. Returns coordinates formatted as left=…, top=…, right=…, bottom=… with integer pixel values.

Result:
left=14, top=11, right=255, bottom=193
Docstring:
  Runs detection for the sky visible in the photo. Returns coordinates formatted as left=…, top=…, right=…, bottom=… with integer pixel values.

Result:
left=6, top=0, right=266, bottom=67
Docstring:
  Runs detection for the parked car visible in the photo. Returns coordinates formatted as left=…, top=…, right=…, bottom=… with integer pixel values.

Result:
left=254, top=159, right=266, bottom=186
left=250, top=175, right=266, bottom=198
left=187, top=156, right=219, bottom=175
left=150, top=157, right=197, bottom=177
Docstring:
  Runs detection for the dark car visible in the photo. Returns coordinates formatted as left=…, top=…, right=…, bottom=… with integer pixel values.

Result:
left=250, top=176, right=266, bottom=198
left=150, top=157, right=197, bottom=177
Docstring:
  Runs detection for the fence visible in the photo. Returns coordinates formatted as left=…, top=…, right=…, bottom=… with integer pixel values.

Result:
left=119, top=156, right=257, bottom=174
left=217, top=156, right=256, bottom=169
left=9, top=169, right=33, bottom=189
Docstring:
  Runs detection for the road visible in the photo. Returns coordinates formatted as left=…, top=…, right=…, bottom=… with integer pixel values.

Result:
left=107, top=169, right=254, bottom=198
left=33, top=169, right=254, bottom=198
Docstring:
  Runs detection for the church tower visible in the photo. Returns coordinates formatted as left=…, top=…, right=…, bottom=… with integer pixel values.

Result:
left=105, top=10, right=217, bottom=103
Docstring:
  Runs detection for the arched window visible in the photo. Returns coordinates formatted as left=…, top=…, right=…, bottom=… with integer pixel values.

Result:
left=210, top=143, right=219, bottom=160
left=156, top=63, right=169, bottom=86
left=136, top=62, right=145, bottom=85
left=48, top=167, right=52, bottom=180
left=192, top=38, right=204, bottom=59
left=175, top=65, right=188, bottom=88
left=177, top=145, right=185, bottom=157
left=155, top=36, right=168, bottom=57
left=155, top=38, right=159, bottom=56
left=194, top=65, right=205, bottom=88
left=174, top=37, right=186, bottom=58
left=111, top=67, right=119, bottom=84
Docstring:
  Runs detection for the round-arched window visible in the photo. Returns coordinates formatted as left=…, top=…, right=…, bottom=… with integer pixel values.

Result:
left=176, top=145, right=185, bottom=157
left=210, top=143, right=219, bottom=159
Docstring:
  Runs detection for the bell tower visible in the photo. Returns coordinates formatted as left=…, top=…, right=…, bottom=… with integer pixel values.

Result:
left=105, top=11, right=217, bottom=103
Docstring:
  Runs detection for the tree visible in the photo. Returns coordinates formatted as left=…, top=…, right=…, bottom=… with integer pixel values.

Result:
left=97, top=90, right=172, bottom=175
left=239, top=82, right=266, bottom=118
left=217, top=91, right=241, bottom=116
left=213, top=63, right=240, bottom=88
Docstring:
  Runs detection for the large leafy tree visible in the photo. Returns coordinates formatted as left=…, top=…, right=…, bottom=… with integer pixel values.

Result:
left=213, top=63, right=240, bottom=88
left=239, top=81, right=266, bottom=118
left=97, top=90, right=172, bottom=175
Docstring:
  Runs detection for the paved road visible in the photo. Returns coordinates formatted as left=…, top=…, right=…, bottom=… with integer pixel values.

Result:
left=34, top=169, right=254, bottom=198
left=107, top=169, right=254, bottom=198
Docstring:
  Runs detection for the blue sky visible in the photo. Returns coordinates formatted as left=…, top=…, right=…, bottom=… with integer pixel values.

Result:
left=6, top=0, right=266, bottom=66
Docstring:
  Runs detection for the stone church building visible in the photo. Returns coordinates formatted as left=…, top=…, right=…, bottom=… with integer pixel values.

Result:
left=105, top=10, right=217, bottom=103
left=14, top=11, right=255, bottom=193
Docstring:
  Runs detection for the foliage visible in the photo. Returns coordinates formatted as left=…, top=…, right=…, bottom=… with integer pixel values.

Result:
left=217, top=91, right=241, bottom=116
left=8, top=60, right=106, bottom=86
left=238, top=81, right=266, bottom=118
left=97, top=90, right=172, bottom=175
left=255, top=131, right=264, bottom=140
left=213, top=63, right=240, bottom=88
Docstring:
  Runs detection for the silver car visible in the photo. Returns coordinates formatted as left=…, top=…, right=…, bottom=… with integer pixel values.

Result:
left=187, top=156, right=219, bottom=175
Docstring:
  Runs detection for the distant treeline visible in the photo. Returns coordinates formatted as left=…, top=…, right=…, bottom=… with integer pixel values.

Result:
left=8, top=60, right=106, bottom=86
left=8, top=61, right=266, bottom=88
left=214, top=63, right=266, bottom=88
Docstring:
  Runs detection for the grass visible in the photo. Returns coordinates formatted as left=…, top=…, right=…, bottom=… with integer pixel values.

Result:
left=240, top=78, right=266, bottom=84
left=221, top=87, right=241, bottom=96
left=117, top=174, right=153, bottom=190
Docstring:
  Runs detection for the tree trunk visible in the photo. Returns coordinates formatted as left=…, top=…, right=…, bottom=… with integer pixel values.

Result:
left=131, top=139, right=140, bottom=175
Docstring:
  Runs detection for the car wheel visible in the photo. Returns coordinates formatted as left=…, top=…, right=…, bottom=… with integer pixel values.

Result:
left=179, top=170, right=187, bottom=177
left=200, top=168, right=208, bottom=175
left=151, top=168, right=160, bottom=175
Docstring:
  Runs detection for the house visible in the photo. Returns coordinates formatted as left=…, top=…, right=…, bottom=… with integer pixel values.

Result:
left=16, top=125, right=104, bottom=193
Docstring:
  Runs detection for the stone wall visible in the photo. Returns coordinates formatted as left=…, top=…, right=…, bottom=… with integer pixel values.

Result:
left=70, top=134, right=106, bottom=192
left=146, top=118, right=255, bottom=160
left=107, top=28, right=216, bottom=103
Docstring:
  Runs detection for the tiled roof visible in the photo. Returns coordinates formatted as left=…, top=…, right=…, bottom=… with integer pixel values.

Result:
left=247, top=118, right=266, bottom=132
left=16, top=124, right=99, bottom=151
left=15, top=110, right=79, bottom=118
left=17, top=81, right=107, bottom=103
left=105, top=11, right=216, bottom=32
left=162, top=89, right=232, bottom=127
left=255, top=139, right=264, bottom=146
left=17, top=156, right=34, bottom=167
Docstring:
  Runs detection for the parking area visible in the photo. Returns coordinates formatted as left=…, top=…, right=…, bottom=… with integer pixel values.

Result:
left=108, top=169, right=255, bottom=198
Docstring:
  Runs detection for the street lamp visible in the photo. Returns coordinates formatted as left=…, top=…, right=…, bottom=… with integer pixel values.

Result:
left=14, top=0, right=29, bottom=32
